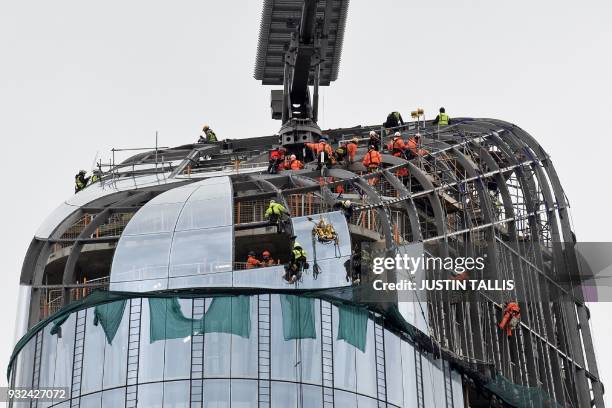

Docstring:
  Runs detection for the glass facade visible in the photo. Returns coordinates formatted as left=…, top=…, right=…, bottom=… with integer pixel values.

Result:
left=111, top=177, right=352, bottom=291
left=9, top=294, right=463, bottom=407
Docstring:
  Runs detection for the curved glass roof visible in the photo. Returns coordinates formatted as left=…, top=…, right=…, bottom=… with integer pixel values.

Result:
left=110, top=177, right=233, bottom=290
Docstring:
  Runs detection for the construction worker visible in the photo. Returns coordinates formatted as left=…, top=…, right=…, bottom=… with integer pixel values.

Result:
left=199, top=125, right=218, bottom=143
left=74, top=170, right=90, bottom=193
left=368, top=131, right=381, bottom=151
left=384, top=111, right=405, bottom=130
left=285, top=241, right=307, bottom=283
left=264, top=199, right=290, bottom=233
left=406, top=133, right=429, bottom=158
left=499, top=301, right=521, bottom=336
left=344, top=250, right=362, bottom=285
left=433, top=107, right=451, bottom=126
left=246, top=251, right=262, bottom=269
left=89, top=169, right=102, bottom=185
left=268, top=147, right=286, bottom=174
left=334, top=145, right=347, bottom=164
left=345, top=137, right=359, bottom=164
left=333, top=200, right=354, bottom=221
left=283, top=154, right=304, bottom=171
left=262, top=250, right=276, bottom=266
left=387, top=132, right=407, bottom=157
left=306, top=136, right=333, bottom=169
left=363, top=145, right=382, bottom=185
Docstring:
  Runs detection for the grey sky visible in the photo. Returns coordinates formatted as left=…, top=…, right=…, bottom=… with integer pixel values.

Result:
left=1, top=0, right=611, bottom=402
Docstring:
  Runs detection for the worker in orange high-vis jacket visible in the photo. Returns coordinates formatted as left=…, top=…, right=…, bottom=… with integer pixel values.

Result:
left=345, top=137, right=358, bottom=164
left=306, top=137, right=334, bottom=169
left=362, top=145, right=382, bottom=185
left=246, top=251, right=262, bottom=269
left=406, top=133, right=429, bottom=158
left=499, top=301, right=521, bottom=336
left=282, top=154, right=304, bottom=171
left=387, top=132, right=407, bottom=157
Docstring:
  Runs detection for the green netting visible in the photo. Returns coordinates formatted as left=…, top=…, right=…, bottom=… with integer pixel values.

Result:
left=94, top=300, right=127, bottom=344
left=149, top=296, right=251, bottom=343
left=203, top=296, right=251, bottom=338
left=149, top=297, right=201, bottom=343
left=337, top=304, right=368, bottom=352
left=485, top=374, right=561, bottom=408
left=280, top=295, right=316, bottom=340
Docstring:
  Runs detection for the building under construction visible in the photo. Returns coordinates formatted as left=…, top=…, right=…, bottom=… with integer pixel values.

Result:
left=8, top=0, right=605, bottom=407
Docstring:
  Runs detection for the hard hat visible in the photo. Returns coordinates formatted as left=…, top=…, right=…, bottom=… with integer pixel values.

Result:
left=270, top=199, right=276, bottom=204
left=294, top=242, right=302, bottom=249
left=414, top=132, right=422, bottom=139
left=203, top=125, right=210, bottom=130
left=248, top=251, right=256, bottom=257
left=343, top=200, right=351, bottom=207
left=351, top=137, right=359, bottom=143
left=394, top=132, right=401, bottom=138
left=262, top=250, right=271, bottom=257
left=79, top=170, right=86, bottom=174
left=290, top=154, right=297, bottom=160
left=369, top=145, right=375, bottom=149
left=369, top=131, right=376, bottom=137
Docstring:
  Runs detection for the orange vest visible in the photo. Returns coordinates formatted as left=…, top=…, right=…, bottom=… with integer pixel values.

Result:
left=363, top=150, right=382, bottom=168
left=307, top=142, right=333, bottom=156
left=246, top=256, right=262, bottom=269
left=346, top=142, right=358, bottom=160
left=388, top=138, right=406, bottom=157
left=289, top=159, right=304, bottom=170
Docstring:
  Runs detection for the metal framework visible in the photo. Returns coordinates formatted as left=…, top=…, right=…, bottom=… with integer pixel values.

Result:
left=16, top=117, right=605, bottom=406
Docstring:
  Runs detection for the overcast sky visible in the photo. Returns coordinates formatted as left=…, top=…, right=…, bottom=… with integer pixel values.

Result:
left=1, top=0, right=611, bottom=402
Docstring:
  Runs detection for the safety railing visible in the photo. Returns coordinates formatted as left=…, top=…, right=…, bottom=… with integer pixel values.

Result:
left=38, top=276, right=110, bottom=320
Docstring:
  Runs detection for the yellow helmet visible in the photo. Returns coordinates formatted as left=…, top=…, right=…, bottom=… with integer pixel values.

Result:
left=203, top=125, right=210, bottom=130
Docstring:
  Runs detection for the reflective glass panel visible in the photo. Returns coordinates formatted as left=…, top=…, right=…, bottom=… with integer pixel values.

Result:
left=270, top=295, right=296, bottom=382
left=82, top=310, right=105, bottom=394
left=102, top=388, right=125, bottom=407
left=384, top=330, right=404, bottom=406
left=299, top=299, right=322, bottom=385
left=53, top=314, right=75, bottom=395
left=203, top=379, right=230, bottom=408
left=334, top=389, right=357, bottom=406
left=102, top=301, right=129, bottom=389
left=357, top=395, right=379, bottom=408
left=332, top=306, right=356, bottom=392
left=175, top=198, right=232, bottom=230
left=14, top=336, right=35, bottom=389
left=164, top=380, right=190, bottom=408
left=139, top=299, right=166, bottom=383
left=302, top=384, right=323, bottom=408
left=137, top=382, right=163, bottom=408
left=231, top=380, right=258, bottom=408
left=80, top=392, right=102, bottom=408
left=122, top=203, right=183, bottom=235
left=230, top=298, right=258, bottom=378
left=355, top=318, right=376, bottom=398
left=271, top=381, right=297, bottom=408
left=203, top=299, right=230, bottom=378
left=111, top=233, right=171, bottom=282
left=452, top=369, right=464, bottom=407
left=164, top=299, right=193, bottom=380
left=169, top=227, right=233, bottom=277
left=38, top=326, right=57, bottom=394
left=401, top=341, right=417, bottom=407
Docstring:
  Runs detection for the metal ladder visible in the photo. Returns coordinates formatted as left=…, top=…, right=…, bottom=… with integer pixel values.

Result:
left=320, top=301, right=334, bottom=408
left=190, top=298, right=206, bottom=408
left=414, top=349, right=425, bottom=408
left=374, top=321, right=387, bottom=408
left=443, top=359, right=454, bottom=408
left=30, top=331, right=43, bottom=408
left=125, top=299, right=142, bottom=408
left=257, top=294, right=272, bottom=408
left=70, top=310, right=87, bottom=408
